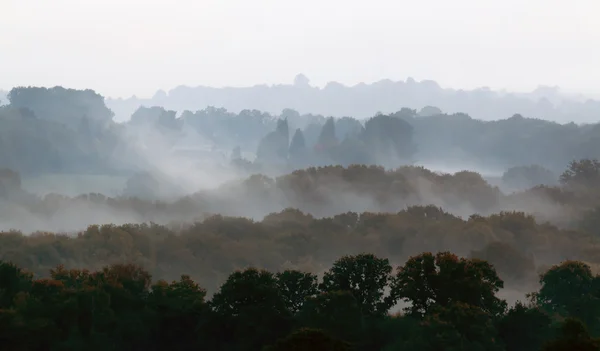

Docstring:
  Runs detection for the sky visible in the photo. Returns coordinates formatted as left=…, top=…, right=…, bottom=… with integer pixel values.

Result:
left=1, top=0, right=599, bottom=99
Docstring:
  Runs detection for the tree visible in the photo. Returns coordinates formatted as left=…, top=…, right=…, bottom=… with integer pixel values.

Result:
left=129, top=106, right=180, bottom=131
left=49, top=266, right=114, bottom=346
left=319, top=253, right=396, bottom=316
left=1, top=278, right=70, bottom=350
left=393, top=252, right=506, bottom=317
left=276, top=119, right=289, bottom=143
left=293, top=74, right=310, bottom=87
left=470, top=242, right=535, bottom=283
left=334, top=136, right=372, bottom=166
left=363, top=114, right=416, bottom=166
left=147, top=275, right=207, bottom=350
left=211, top=268, right=286, bottom=316
left=530, top=260, right=600, bottom=330
left=389, top=107, right=417, bottom=119
left=256, top=121, right=290, bottom=165
left=297, top=291, right=364, bottom=344
left=416, top=302, right=504, bottom=351
left=289, top=129, right=307, bottom=165
left=96, top=264, right=153, bottom=348
left=542, top=318, right=600, bottom=351
left=8, top=86, right=114, bottom=127
left=377, top=315, right=425, bottom=351
left=264, top=328, right=351, bottom=351
left=315, top=118, right=338, bottom=152
left=0, top=261, right=32, bottom=308
left=210, top=268, right=291, bottom=351
left=560, top=159, right=600, bottom=188
left=335, top=117, right=364, bottom=140
left=502, top=164, right=558, bottom=190
left=417, top=106, right=443, bottom=117
left=281, top=108, right=300, bottom=120
left=275, top=270, right=318, bottom=314
left=498, top=302, right=553, bottom=351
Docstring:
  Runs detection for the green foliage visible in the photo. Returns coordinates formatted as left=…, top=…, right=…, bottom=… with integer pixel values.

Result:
left=0, top=261, right=32, bottom=308
left=0, top=253, right=599, bottom=349
left=394, top=252, right=506, bottom=317
left=148, top=275, right=208, bottom=350
left=498, top=302, right=553, bottom=351
left=531, top=261, right=600, bottom=330
left=416, top=302, right=504, bottom=351
left=211, top=268, right=287, bottom=317
left=319, top=253, right=396, bottom=316
left=276, top=270, right=318, bottom=314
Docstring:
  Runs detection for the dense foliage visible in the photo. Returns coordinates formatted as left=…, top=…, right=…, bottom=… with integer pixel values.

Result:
left=4, top=156, right=600, bottom=231
left=5, top=86, right=600, bottom=349
left=1, top=252, right=600, bottom=350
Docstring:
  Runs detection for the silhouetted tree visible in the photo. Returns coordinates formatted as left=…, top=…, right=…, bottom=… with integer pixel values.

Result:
left=530, top=261, right=600, bottom=330
left=276, top=270, right=318, bottom=314
left=319, top=253, right=396, bottom=316
left=393, top=251, right=506, bottom=317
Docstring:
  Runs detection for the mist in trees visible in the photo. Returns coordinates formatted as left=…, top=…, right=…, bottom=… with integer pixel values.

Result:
left=4, top=83, right=600, bottom=349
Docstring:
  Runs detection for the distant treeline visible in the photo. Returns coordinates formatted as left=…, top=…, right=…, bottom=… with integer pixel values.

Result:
left=2, top=159, right=600, bottom=227
left=106, top=75, right=600, bottom=123
left=2, top=194, right=600, bottom=295
left=1, top=251, right=600, bottom=350
left=3, top=87, right=600, bottom=177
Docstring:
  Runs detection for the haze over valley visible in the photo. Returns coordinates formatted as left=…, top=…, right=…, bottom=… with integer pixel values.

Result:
left=3, top=1, right=600, bottom=349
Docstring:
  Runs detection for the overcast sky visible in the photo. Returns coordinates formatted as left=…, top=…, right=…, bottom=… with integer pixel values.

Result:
left=1, top=0, right=599, bottom=99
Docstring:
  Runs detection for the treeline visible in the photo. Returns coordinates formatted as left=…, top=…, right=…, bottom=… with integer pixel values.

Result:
left=3, top=159, right=600, bottom=228
left=0, top=88, right=137, bottom=176
left=4, top=86, right=600, bottom=177
left=106, top=75, right=600, bottom=124
left=134, top=104, right=600, bottom=174
left=1, top=252, right=599, bottom=350
left=1, top=204, right=600, bottom=294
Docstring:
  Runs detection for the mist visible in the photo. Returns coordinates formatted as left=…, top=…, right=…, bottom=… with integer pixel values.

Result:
left=1, top=84, right=600, bottom=319
left=3, top=2, right=600, bottom=348
left=0, top=86, right=586, bottom=234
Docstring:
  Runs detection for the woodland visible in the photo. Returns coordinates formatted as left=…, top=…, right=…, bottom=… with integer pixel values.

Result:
left=2, top=87, right=600, bottom=350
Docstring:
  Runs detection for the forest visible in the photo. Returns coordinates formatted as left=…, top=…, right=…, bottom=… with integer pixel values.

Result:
left=1, top=250, right=600, bottom=350
left=2, top=86, right=600, bottom=349
left=1, top=159, right=600, bottom=349
left=3, top=86, right=600, bottom=180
